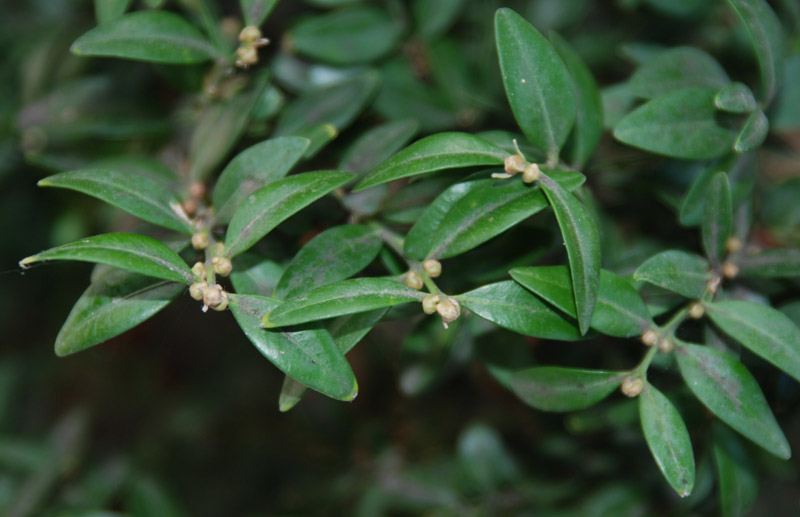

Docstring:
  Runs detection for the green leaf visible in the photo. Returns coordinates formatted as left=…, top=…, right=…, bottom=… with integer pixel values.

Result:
left=705, top=300, right=800, bottom=384
left=225, top=170, right=353, bottom=257
left=240, top=0, right=278, bottom=27
left=55, top=268, right=184, bottom=356
left=20, top=233, right=194, bottom=284
left=413, top=0, right=465, bottom=40
left=263, top=278, right=424, bottom=327
left=727, top=0, right=784, bottom=104
left=702, top=172, right=732, bottom=264
left=229, top=255, right=283, bottom=297
left=229, top=294, right=357, bottom=401
left=287, top=6, right=402, bottom=65
left=456, top=281, right=582, bottom=340
left=639, top=382, right=695, bottom=497
left=715, top=82, right=757, bottom=113
left=733, top=109, right=769, bottom=153
left=628, top=47, right=729, bottom=99
left=294, top=123, right=338, bottom=159
left=38, top=169, right=193, bottom=234
left=71, top=11, right=216, bottom=64
left=549, top=32, right=603, bottom=168
left=634, top=250, right=710, bottom=299
left=540, top=175, right=601, bottom=335
left=353, top=133, right=507, bottom=192
left=675, top=343, right=790, bottom=458
left=275, top=225, right=383, bottom=299
left=735, top=248, right=800, bottom=277
left=509, top=367, right=623, bottom=412
left=679, top=158, right=735, bottom=227
left=510, top=266, right=654, bottom=338
left=95, top=0, right=132, bottom=24
left=339, top=120, right=419, bottom=175
left=494, top=8, right=576, bottom=162
left=712, top=423, right=759, bottom=517
left=212, top=136, right=310, bottom=224
left=614, top=87, right=738, bottom=159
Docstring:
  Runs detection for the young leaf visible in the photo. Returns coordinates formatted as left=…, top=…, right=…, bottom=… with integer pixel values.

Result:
left=510, top=266, right=654, bottom=338
left=727, top=0, right=784, bottom=104
left=540, top=175, right=601, bottom=335
left=639, top=382, right=695, bottom=497
left=735, top=248, right=800, bottom=277
left=20, top=233, right=194, bottom=284
left=240, top=0, right=278, bottom=27
left=702, top=172, right=732, bottom=265
left=549, top=32, right=603, bottom=168
left=339, top=119, right=419, bottom=175
left=509, top=367, right=623, bottom=412
left=228, top=294, right=358, bottom=401
left=705, top=300, right=800, bottom=384
left=353, top=133, right=507, bottom=192
left=274, top=225, right=383, bottom=300
left=95, top=0, right=132, bottom=24
left=225, top=170, right=353, bottom=258
left=38, top=169, right=193, bottom=234
left=614, top=87, right=738, bottom=159
left=455, top=281, right=582, bottom=340
left=675, top=343, right=790, bottom=458
left=634, top=250, right=711, bottom=299
left=71, top=11, right=216, bottom=64
left=733, top=109, right=769, bottom=153
left=494, top=8, right=576, bottom=162
left=715, top=82, right=757, bottom=113
left=55, top=268, right=184, bottom=356
left=712, top=423, right=759, bottom=517
left=212, top=136, right=311, bottom=224
left=263, top=278, right=425, bottom=328
left=628, top=46, right=729, bottom=99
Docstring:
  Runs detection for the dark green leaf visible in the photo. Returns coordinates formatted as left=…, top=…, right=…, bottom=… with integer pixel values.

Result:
left=702, top=172, right=732, bottom=264
left=735, top=248, right=800, bottom=277
left=510, top=266, right=654, bottom=338
left=39, top=169, right=193, bottom=234
left=509, top=367, right=623, bottom=412
left=354, top=133, right=507, bottom=192
left=456, top=281, right=582, bottom=340
left=734, top=109, right=768, bottom=153
left=95, top=0, right=132, bottom=24
left=71, top=11, right=216, bottom=64
left=706, top=300, right=800, bottom=383
left=55, top=268, right=183, bottom=356
left=715, top=82, right=757, bottom=113
left=20, top=233, right=193, bottom=284
left=629, top=46, right=729, bottom=99
left=229, top=294, right=357, bottom=401
left=712, top=423, right=759, bottom=517
left=225, top=170, right=353, bottom=257
left=413, top=0, right=465, bottom=40
left=540, top=175, right=601, bottom=335
left=294, top=123, right=338, bottom=159
left=339, top=120, right=419, bottom=175
left=634, top=250, right=710, bottom=299
left=240, top=0, right=278, bottom=27
left=639, top=382, right=695, bottom=497
left=229, top=255, right=283, bottom=296
left=679, top=158, right=733, bottom=227
left=676, top=343, right=790, bottom=458
left=614, top=87, right=738, bottom=159
left=263, top=278, right=424, bottom=327
left=495, top=8, right=576, bottom=161
left=275, top=225, right=383, bottom=299
left=213, top=136, right=310, bottom=223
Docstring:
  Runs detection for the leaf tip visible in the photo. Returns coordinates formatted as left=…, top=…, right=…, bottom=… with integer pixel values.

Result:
left=19, top=256, right=37, bottom=269
left=346, top=379, right=359, bottom=402
left=279, top=400, right=298, bottom=413
left=260, top=313, right=276, bottom=328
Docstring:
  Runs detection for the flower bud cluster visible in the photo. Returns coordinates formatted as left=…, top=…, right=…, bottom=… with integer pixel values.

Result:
left=236, top=26, right=270, bottom=68
left=421, top=295, right=461, bottom=328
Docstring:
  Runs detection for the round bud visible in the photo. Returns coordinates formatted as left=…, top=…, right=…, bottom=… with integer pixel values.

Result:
left=189, top=282, right=207, bottom=301
left=725, top=236, right=743, bottom=254
left=239, top=25, right=262, bottom=44
left=722, top=261, right=739, bottom=279
left=436, top=298, right=461, bottom=325
left=191, top=261, right=207, bottom=280
left=404, top=271, right=424, bottom=290
left=203, top=284, right=223, bottom=308
left=192, top=232, right=209, bottom=250
left=658, top=338, right=674, bottom=354
left=236, top=45, right=258, bottom=67
left=182, top=198, right=197, bottom=216
left=522, top=163, right=540, bottom=184
left=504, top=154, right=525, bottom=174
left=188, top=181, right=206, bottom=199
left=213, top=242, right=226, bottom=257
left=688, top=302, right=705, bottom=319
left=422, top=259, right=442, bottom=278
left=213, top=256, right=233, bottom=277
left=211, top=291, right=229, bottom=311
left=640, top=329, right=658, bottom=347
left=621, top=376, right=644, bottom=397
left=422, top=295, right=440, bottom=314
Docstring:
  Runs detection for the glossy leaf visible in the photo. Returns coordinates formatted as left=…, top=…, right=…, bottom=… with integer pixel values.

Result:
left=727, top=0, right=784, bottom=103
left=509, top=367, right=623, bottom=412
left=706, top=300, right=800, bottom=383
left=55, top=268, right=184, bottom=356
left=71, top=11, right=216, bottom=64
left=702, top=172, right=732, bottom=264
left=275, top=225, right=383, bottom=300
left=540, top=175, right=601, bottom=335
left=735, top=248, right=800, bottom=277
left=229, top=255, right=283, bottom=297
left=263, top=278, right=425, bottom=327
left=734, top=109, right=768, bottom=153
left=20, top=233, right=193, bottom=284
left=495, top=8, right=576, bottom=161
left=715, top=82, right=757, bottom=113
left=456, top=281, right=582, bottom=340
left=639, top=382, right=695, bottom=497
left=353, top=133, right=507, bottom=192
left=511, top=266, right=654, bottom=338
left=676, top=343, right=790, bottom=458
left=634, top=251, right=710, bottom=299
left=225, top=170, right=353, bottom=257
left=614, top=87, right=738, bottom=159
left=339, top=120, right=419, bottom=175
left=712, top=423, right=759, bottom=517
left=628, top=47, right=729, bottom=99
left=212, top=136, right=310, bottom=223
left=229, top=294, right=357, bottom=401
left=95, top=0, right=132, bottom=24
left=240, top=0, right=277, bottom=27
left=39, top=169, right=193, bottom=234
